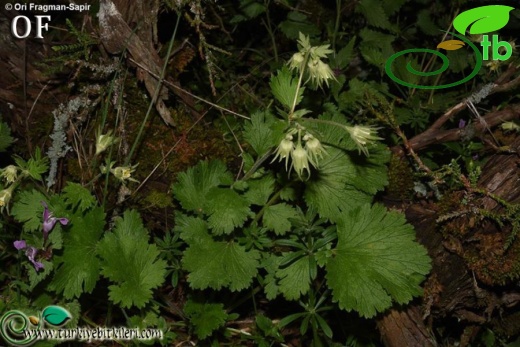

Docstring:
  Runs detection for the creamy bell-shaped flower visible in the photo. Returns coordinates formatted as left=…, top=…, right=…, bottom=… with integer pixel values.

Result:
left=95, top=129, right=119, bottom=156
left=307, top=58, right=335, bottom=87
left=304, top=134, right=326, bottom=165
left=288, top=52, right=305, bottom=72
left=0, top=186, right=13, bottom=211
left=345, top=125, right=382, bottom=156
left=1, top=165, right=18, bottom=184
left=272, top=135, right=294, bottom=170
left=290, top=142, right=310, bottom=179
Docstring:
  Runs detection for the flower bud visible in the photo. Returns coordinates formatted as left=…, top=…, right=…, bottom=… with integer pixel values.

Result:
left=110, top=164, right=139, bottom=183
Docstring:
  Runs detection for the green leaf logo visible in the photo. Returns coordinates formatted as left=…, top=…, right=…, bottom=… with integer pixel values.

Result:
left=42, top=306, right=71, bottom=326
left=453, top=5, right=514, bottom=35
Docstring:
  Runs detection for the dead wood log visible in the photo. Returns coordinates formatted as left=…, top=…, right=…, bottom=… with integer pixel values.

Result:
left=379, top=128, right=520, bottom=346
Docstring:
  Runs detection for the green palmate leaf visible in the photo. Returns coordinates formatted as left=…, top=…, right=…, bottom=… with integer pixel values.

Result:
left=184, top=299, right=229, bottom=339
left=243, top=174, right=275, bottom=206
left=344, top=143, right=390, bottom=195
left=356, top=0, right=395, bottom=32
left=97, top=210, right=167, bottom=308
left=453, top=5, right=514, bottom=35
left=359, top=28, right=395, bottom=57
left=276, top=255, right=312, bottom=300
left=279, top=11, right=320, bottom=40
left=26, top=148, right=49, bottom=181
left=305, top=147, right=372, bottom=222
left=304, top=109, right=389, bottom=199
left=243, top=111, right=280, bottom=157
left=360, top=45, right=386, bottom=69
left=62, top=182, right=96, bottom=212
left=337, top=78, right=389, bottom=111
left=262, top=255, right=282, bottom=300
left=270, top=67, right=305, bottom=111
left=382, top=0, right=410, bottom=15
left=262, top=203, right=298, bottom=235
left=50, top=206, right=105, bottom=299
left=326, top=204, right=431, bottom=318
left=238, top=0, right=266, bottom=19
left=28, top=260, right=53, bottom=290
left=332, top=37, right=356, bottom=70
left=174, top=212, right=213, bottom=245
left=173, top=160, right=233, bottom=213
left=417, top=10, right=440, bottom=36
left=0, top=119, right=14, bottom=152
left=183, top=240, right=260, bottom=291
left=446, top=49, right=470, bottom=73
left=205, top=188, right=252, bottom=235
left=11, top=190, right=46, bottom=232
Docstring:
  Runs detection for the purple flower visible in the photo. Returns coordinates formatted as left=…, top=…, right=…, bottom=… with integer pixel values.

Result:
left=41, top=201, right=68, bottom=240
left=459, top=119, right=466, bottom=128
left=13, top=240, right=27, bottom=250
left=13, top=240, right=44, bottom=271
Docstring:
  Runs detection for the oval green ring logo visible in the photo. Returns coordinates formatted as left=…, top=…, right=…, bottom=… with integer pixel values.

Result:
left=385, top=31, right=483, bottom=89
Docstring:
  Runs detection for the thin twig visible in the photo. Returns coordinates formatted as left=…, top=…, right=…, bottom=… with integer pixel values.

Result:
left=128, top=57, right=250, bottom=120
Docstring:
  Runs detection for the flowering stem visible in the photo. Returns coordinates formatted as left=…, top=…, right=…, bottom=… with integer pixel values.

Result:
left=253, top=182, right=293, bottom=224
left=299, top=117, right=346, bottom=129
left=289, top=53, right=308, bottom=118
left=242, top=148, right=274, bottom=181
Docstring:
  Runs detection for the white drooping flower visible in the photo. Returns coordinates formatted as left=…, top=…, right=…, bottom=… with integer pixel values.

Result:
left=272, top=135, right=295, bottom=170
left=345, top=125, right=382, bottom=156
left=306, top=58, right=335, bottom=87
left=303, top=134, right=326, bottom=165
left=95, top=128, right=119, bottom=156
left=1, top=165, right=18, bottom=184
left=0, top=186, right=13, bottom=211
left=290, top=142, right=310, bottom=179
left=288, top=52, right=305, bottom=72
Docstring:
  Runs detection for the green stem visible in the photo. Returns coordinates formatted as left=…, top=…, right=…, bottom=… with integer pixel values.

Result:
left=241, top=148, right=274, bottom=181
left=299, top=117, right=346, bottom=129
left=289, top=55, right=308, bottom=117
left=332, top=0, right=341, bottom=53
left=227, top=286, right=262, bottom=311
left=263, top=0, right=278, bottom=62
left=253, top=182, right=292, bottom=224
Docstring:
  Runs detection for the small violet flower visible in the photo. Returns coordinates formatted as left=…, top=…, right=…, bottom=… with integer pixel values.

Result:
left=14, top=240, right=44, bottom=271
left=41, top=201, right=68, bottom=240
left=459, top=119, right=466, bottom=128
